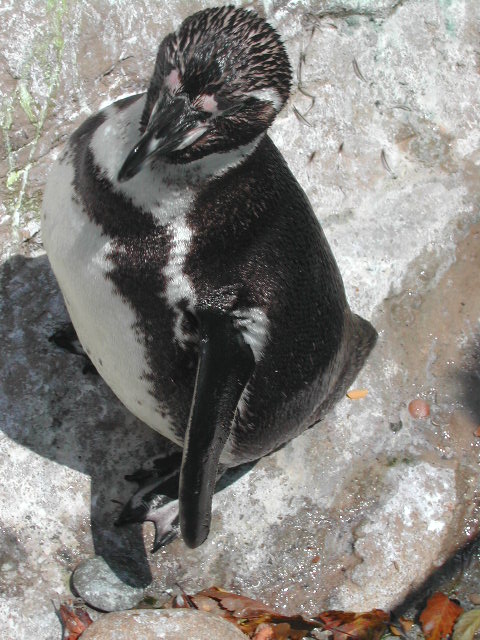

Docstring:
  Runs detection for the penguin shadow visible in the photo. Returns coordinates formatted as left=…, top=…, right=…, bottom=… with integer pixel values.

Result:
left=456, top=333, right=480, bottom=426
left=0, top=253, right=253, bottom=588
left=392, top=532, right=480, bottom=618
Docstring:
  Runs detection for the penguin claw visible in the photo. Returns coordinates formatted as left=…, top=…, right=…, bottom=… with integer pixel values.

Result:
left=124, top=469, right=155, bottom=483
left=151, top=527, right=179, bottom=553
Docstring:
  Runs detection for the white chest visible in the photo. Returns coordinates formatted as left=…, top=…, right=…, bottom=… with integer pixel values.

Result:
left=42, top=158, right=175, bottom=440
left=41, top=97, right=198, bottom=444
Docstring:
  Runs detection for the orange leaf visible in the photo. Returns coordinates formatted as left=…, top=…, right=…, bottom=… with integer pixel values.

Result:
left=253, top=624, right=276, bottom=639
left=390, top=626, right=403, bottom=637
left=347, top=389, right=369, bottom=400
left=59, top=602, right=93, bottom=640
left=390, top=617, right=414, bottom=637
left=165, top=586, right=320, bottom=638
left=400, top=617, right=414, bottom=632
left=317, top=609, right=390, bottom=640
left=419, top=592, right=464, bottom=640
left=164, top=586, right=390, bottom=640
left=198, top=586, right=277, bottom=618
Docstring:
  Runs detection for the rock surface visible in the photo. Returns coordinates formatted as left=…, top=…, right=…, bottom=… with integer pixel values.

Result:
left=1, top=1, right=479, bottom=639
left=80, top=609, right=247, bottom=640
left=72, top=556, right=146, bottom=612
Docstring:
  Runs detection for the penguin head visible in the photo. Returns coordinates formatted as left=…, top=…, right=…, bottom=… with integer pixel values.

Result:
left=118, top=6, right=291, bottom=181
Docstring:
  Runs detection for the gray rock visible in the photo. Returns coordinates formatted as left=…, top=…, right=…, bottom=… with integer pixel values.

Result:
left=72, top=556, right=145, bottom=612
left=80, top=609, right=247, bottom=640
left=1, top=0, right=480, bottom=638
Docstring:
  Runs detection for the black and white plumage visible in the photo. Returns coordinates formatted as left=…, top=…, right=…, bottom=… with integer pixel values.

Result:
left=42, top=6, right=377, bottom=549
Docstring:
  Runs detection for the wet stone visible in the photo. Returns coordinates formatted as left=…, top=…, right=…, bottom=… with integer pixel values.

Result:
left=72, top=556, right=146, bottom=612
left=81, top=609, right=247, bottom=640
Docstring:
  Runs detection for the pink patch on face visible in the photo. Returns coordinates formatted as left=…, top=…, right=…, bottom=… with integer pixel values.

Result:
left=197, top=94, right=218, bottom=113
left=165, top=69, right=181, bottom=92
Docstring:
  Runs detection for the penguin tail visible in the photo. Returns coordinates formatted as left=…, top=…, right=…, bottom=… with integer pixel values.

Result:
left=349, top=312, right=378, bottom=376
left=311, top=311, right=378, bottom=426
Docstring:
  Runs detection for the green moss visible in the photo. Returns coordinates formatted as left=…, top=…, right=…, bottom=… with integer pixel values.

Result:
left=386, top=456, right=414, bottom=467
left=6, top=170, right=23, bottom=189
left=3, top=0, right=68, bottom=231
left=18, top=84, right=37, bottom=125
left=137, top=595, right=162, bottom=608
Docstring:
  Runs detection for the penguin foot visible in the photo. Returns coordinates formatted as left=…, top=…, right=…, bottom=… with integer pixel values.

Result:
left=116, top=493, right=180, bottom=552
left=116, top=451, right=182, bottom=551
left=48, top=322, right=98, bottom=375
left=116, top=491, right=180, bottom=552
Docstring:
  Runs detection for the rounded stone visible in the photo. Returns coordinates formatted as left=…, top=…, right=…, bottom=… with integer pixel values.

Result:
left=408, top=399, right=430, bottom=419
left=80, top=608, right=248, bottom=639
left=72, top=556, right=146, bottom=612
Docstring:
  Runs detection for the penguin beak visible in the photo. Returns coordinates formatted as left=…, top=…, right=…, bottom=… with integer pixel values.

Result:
left=117, top=95, right=208, bottom=182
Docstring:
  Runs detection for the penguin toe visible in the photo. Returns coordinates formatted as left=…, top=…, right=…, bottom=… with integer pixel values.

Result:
left=124, top=451, right=182, bottom=485
left=151, top=518, right=179, bottom=553
left=116, top=496, right=179, bottom=552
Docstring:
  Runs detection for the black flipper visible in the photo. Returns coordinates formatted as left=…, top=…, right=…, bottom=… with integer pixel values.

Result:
left=179, top=309, right=255, bottom=548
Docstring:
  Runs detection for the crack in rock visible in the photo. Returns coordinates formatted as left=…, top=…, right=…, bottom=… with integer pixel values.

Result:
left=304, top=0, right=410, bottom=21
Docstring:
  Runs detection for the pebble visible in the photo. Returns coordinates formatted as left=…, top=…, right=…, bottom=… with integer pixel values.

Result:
left=72, top=555, right=146, bottom=612
left=80, top=608, right=248, bottom=639
left=408, top=399, right=430, bottom=419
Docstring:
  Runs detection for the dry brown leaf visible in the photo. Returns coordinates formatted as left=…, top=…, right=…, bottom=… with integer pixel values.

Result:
left=390, top=616, right=414, bottom=637
left=253, top=624, right=276, bottom=639
left=317, top=609, right=390, bottom=640
left=238, top=612, right=319, bottom=638
left=420, top=592, right=464, bottom=640
left=400, top=617, right=414, bottom=632
left=452, top=609, right=480, bottom=640
left=194, top=586, right=277, bottom=621
left=165, top=586, right=393, bottom=640
left=58, top=601, right=93, bottom=640
left=166, top=586, right=320, bottom=638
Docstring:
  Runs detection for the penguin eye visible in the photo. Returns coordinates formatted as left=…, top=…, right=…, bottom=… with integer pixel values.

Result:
left=215, top=95, right=236, bottom=112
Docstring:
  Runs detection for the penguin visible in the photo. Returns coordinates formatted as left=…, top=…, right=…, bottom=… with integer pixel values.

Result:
left=41, top=6, right=377, bottom=550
